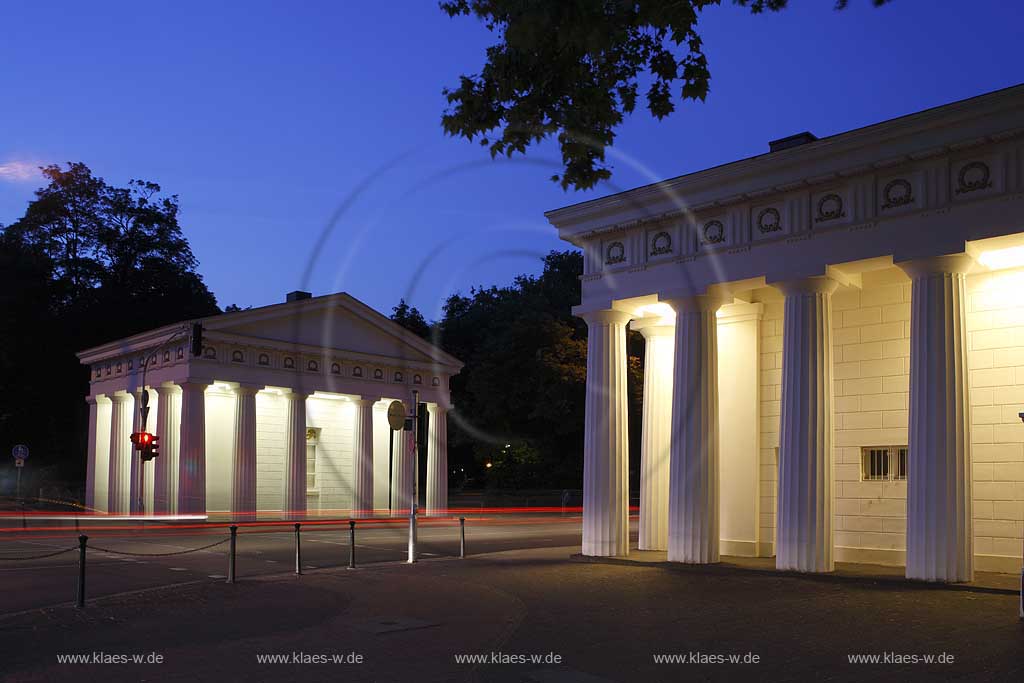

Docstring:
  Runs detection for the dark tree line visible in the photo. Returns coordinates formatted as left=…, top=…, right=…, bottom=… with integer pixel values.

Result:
left=392, top=251, right=644, bottom=490
left=0, top=163, right=220, bottom=482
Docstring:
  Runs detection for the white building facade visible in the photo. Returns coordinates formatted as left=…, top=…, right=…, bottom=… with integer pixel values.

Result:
left=77, top=291, right=462, bottom=519
left=547, top=85, right=1024, bottom=581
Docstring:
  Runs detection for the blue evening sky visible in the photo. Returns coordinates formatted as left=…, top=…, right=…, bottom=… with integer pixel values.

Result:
left=1, top=1, right=1021, bottom=320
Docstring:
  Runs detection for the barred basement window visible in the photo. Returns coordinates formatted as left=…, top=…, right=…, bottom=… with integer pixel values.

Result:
left=861, top=446, right=908, bottom=482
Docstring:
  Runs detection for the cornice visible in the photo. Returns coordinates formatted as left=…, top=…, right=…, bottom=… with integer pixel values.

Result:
left=546, top=84, right=1024, bottom=239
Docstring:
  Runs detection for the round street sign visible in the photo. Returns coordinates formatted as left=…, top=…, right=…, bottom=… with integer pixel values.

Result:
left=11, top=444, right=29, bottom=461
left=387, top=400, right=407, bottom=431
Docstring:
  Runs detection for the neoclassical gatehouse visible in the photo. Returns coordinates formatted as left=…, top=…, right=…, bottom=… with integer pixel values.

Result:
left=78, top=290, right=462, bottom=518
left=547, top=84, right=1024, bottom=582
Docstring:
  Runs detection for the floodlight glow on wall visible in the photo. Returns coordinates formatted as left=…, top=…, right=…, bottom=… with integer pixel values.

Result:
left=978, top=246, right=1024, bottom=271
left=637, top=303, right=675, bottom=319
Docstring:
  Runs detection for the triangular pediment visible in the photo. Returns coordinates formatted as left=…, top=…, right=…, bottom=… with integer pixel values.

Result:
left=203, top=293, right=460, bottom=369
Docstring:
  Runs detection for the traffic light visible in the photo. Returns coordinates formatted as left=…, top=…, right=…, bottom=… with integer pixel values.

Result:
left=190, top=322, right=203, bottom=357
left=142, top=435, right=160, bottom=462
left=130, top=431, right=160, bottom=461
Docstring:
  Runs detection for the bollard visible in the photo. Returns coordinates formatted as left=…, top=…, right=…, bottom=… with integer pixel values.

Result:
left=348, top=520, right=356, bottom=569
left=294, top=522, right=302, bottom=575
left=227, top=525, right=238, bottom=584
left=76, top=535, right=88, bottom=608
left=459, top=517, right=466, bottom=559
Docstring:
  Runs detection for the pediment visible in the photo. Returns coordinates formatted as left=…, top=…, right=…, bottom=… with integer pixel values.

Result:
left=204, top=293, right=459, bottom=369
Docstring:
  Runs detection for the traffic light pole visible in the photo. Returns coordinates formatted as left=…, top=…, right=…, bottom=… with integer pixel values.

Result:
left=408, top=389, right=419, bottom=564
left=128, top=322, right=201, bottom=468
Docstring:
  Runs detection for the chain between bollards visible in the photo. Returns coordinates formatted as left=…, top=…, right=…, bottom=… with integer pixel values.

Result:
left=294, top=522, right=302, bottom=575
left=227, top=525, right=237, bottom=584
left=459, top=517, right=466, bottom=558
left=76, top=534, right=88, bottom=608
left=348, top=520, right=356, bottom=569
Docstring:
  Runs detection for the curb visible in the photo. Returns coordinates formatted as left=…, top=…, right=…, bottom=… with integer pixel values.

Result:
left=569, top=554, right=1020, bottom=596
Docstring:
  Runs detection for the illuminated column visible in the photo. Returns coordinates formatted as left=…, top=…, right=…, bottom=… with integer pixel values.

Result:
left=282, top=390, right=309, bottom=520
left=391, top=422, right=414, bottom=516
left=352, top=398, right=375, bottom=514
left=665, top=296, right=722, bottom=564
left=153, top=385, right=178, bottom=515
left=635, top=322, right=674, bottom=551
left=84, top=396, right=98, bottom=510
left=899, top=255, right=973, bottom=582
left=177, top=381, right=210, bottom=515
left=129, top=388, right=151, bottom=515
left=775, top=277, right=837, bottom=573
left=580, top=309, right=632, bottom=557
left=231, top=385, right=261, bottom=519
left=426, top=404, right=449, bottom=515
left=107, top=392, right=133, bottom=514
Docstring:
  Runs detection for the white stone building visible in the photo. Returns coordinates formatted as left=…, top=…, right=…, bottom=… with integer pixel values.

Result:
left=77, top=290, right=462, bottom=519
left=546, top=85, right=1024, bottom=581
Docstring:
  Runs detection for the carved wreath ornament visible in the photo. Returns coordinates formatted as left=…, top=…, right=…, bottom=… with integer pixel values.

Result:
left=650, top=231, right=672, bottom=255
left=956, top=161, right=991, bottom=195
left=757, top=208, right=782, bottom=233
left=882, top=179, right=913, bottom=209
left=702, top=220, right=725, bottom=244
left=605, top=241, right=626, bottom=264
left=815, top=194, right=845, bottom=223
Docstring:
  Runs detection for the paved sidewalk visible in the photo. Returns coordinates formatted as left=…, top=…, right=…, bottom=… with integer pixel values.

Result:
left=0, top=546, right=1020, bottom=682
left=572, top=549, right=1022, bottom=594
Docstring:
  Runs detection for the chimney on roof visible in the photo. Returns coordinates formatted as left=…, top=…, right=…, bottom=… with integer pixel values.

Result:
left=769, top=131, right=818, bottom=153
left=286, top=290, right=312, bottom=303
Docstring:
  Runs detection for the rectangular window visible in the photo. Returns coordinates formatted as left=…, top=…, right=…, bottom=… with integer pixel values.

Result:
left=306, top=444, right=317, bottom=491
left=306, top=427, right=321, bottom=492
left=861, top=446, right=908, bottom=482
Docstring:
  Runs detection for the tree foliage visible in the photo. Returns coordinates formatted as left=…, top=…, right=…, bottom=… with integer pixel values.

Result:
left=390, top=299, right=433, bottom=340
left=441, top=0, right=892, bottom=190
left=0, top=163, right=220, bottom=481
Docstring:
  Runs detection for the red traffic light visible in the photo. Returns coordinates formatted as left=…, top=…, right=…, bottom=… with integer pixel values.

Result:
left=141, top=434, right=160, bottom=462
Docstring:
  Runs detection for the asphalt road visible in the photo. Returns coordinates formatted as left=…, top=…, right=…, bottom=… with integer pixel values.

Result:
left=0, top=514, right=589, bottom=615
left=0, top=543, right=1020, bottom=682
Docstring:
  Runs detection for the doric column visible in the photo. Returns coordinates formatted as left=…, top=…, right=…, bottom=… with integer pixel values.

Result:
left=282, top=390, right=309, bottom=520
left=426, top=403, right=449, bottom=515
left=129, top=388, right=151, bottom=515
left=107, top=393, right=133, bottom=514
left=634, top=322, right=674, bottom=551
left=665, top=296, right=722, bottom=563
left=84, top=396, right=99, bottom=510
left=580, top=309, right=632, bottom=557
left=352, top=398, right=375, bottom=514
left=899, top=254, right=973, bottom=582
left=177, top=381, right=210, bottom=515
left=153, top=385, right=178, bottom=515
left=391, top=421, right=414, bottom=516
left=775, top=277, right=838, bottom=573
left=231, top=385, right=261, bottom=519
